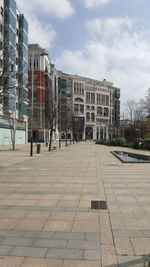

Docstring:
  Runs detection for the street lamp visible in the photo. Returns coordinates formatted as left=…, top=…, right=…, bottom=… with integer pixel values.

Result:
left=59, top=90, right=62, bottom=149
left=30, top=51, right=34, bottom=157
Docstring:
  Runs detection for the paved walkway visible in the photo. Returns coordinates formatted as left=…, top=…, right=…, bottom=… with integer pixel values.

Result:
left=0, top=142, right=150, bottom=266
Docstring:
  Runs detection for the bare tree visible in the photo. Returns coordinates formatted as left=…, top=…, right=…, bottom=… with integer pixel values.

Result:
left=72, top=116, right=84, bottom=141
left=61, top=104, right=73, bottom=146
left=124, top=99, right=137, bottom=124
left=143, top=88, right=150, bottom=118
left=45, top=82, right=58, bottom=151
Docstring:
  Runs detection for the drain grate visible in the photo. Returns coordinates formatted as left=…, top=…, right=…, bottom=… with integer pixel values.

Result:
left=91, top=200, right=108, bottom=210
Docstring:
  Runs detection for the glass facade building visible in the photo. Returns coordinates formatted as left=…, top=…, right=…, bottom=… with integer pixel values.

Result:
left=3, top=0, right=28, bottom=117
left=18, top=15, right=28, bottom=117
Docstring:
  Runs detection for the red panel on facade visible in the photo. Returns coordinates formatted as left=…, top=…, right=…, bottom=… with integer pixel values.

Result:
left=37, top=89, right=45, bottom=103
left=28, top=70, right=46, bottom=103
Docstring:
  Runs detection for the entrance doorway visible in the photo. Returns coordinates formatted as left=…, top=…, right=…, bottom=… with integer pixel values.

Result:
left=85, top=126, right=93, bottom=140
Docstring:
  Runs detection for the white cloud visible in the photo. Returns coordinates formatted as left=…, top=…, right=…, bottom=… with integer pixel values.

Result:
left=82, top=0, right=112, bottom=8
left=55, top=17, right=150, bottom=104
left=86, top=17, right=132, bottom=39
left=16, top=0, right=60, bottom=49
left=27, top=17, right=56, bottom=49
left=17, top=0, right=75, bottom=19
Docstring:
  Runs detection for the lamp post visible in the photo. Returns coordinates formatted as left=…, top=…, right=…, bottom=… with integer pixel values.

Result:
left=30, top=51, right=34, bottom=157
left=119, top=113, right=125, bottom=138
left=59, top=90, right=61, bottom=149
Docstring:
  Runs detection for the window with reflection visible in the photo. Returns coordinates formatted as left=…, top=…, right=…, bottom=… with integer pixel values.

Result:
left=91, top=113, right=95, bottom=122
left=86, top=112, right=90, bottom=121
left=104, top=107, right=109, bottom=117
left=97, top=107, right=102, bottom=116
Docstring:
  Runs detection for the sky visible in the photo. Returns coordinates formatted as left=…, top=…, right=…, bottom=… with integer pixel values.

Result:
left=16, top=0, right=150, bottom=108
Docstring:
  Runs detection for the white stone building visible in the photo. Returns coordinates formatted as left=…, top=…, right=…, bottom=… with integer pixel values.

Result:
left=58, top=72, right=120, bottom=141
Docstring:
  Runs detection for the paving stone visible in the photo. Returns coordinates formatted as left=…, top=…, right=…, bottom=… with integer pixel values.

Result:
left=0, top=229, right=24, bottom=237
left=33, top=239, right=68, bottom=248
left=66, top=208, right=89, bottom=212
left=117, top=255, right=144, bottom=267
left=23, top=230, right=55, bottom=239
left=84, top=249, right=101, bottom=260
left=131, top=238, right=150, bottom=255
left=10, top=246, right=47, bottom=257
left=1, top=237, right=34, bottom=246
left=21, top=258, right=63, bottom=267
left=113, top=230, right=144, bottom=238
left=142, top=230, right=150, bottom=237
left=54, top=232, right=85, bottom=240
left=86, top=233, right=100, bottom=240
left=114, top=237, right=134, bottom=255
left=68, top=240, right=100, bottom=250
left=0, top=245, right=13, bottom=255
left=63, top=260, right=101, bottom=267
left=46, top=248, right=84, bottom=260
left=0, top=256, right=25, bottom=267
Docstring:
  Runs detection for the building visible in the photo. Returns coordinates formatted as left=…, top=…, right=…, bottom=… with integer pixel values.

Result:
left=58, top=72, right=120, bottom=141
left=0, top=0, right=28, bottom=146
left=28, top=44, right=58, bottom=143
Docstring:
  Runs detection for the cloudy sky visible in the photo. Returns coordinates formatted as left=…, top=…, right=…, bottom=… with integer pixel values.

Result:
left=16, top=0, right=150, bottom=106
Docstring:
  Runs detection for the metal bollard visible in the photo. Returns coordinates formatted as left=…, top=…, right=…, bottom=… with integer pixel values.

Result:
left=37, top=144, right=41, bottom=154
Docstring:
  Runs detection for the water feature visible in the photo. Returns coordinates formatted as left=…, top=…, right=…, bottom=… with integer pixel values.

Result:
left=111, top=151, right=150, bottom=163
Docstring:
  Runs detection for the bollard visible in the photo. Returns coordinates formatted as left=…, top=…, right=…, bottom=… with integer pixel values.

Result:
left=37, top=144, right=41, bottom=154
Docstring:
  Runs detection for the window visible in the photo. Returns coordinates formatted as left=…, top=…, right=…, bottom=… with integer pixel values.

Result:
left=74, top=97, right=84, bottom=102
left=86, top=92, right=90, bottom=103
left=104, top=108, right=109, bottom=117
left=86, top=105, right=90, bottom=110
left=106, top=95, right=109, bottom=106
left=74, top=82, right=77, bottom=94
left=102, top=95, right=105, bottom=105
left=97, top=94, right=100, bottom=104
left=91, top=113, right=95, bottom=122
left=91, top=93, right=95, bottom=104
left=97, top=107, right=102, bottom=116
left=91, top=106, right=95, bottom=110
left=11, top=64, right=14, bottom=72
left=74, top=104, right=78, bottom=112
left=86, top=112, right=90, bottom=121
left=80, top=105, right=84, bottom=114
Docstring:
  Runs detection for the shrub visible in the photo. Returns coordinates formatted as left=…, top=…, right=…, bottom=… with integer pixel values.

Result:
left=111, top=137, right=126, bottom=146
left=144, top=133, right=150, bottom=139
left=133, top=138, right=144, bottom=149
left=95, top=140, right=104, bottom=145
left=143, top=139, right=150, bottom=150
left=96, top=138, right=126, bottom=147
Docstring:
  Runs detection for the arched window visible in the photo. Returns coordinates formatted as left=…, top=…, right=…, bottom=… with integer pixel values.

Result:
left=97, top=107, right=102, bottom=116
left=86, top=112, right=90, bottom=121
left=74, top=98, right=84, bottom=102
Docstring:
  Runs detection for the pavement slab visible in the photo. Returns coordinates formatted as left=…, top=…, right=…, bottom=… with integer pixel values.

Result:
left=0, top=142, right=150, bottom=266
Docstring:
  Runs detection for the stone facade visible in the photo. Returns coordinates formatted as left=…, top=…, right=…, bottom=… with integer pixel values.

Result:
left=58, top=72, right=120, bottom=141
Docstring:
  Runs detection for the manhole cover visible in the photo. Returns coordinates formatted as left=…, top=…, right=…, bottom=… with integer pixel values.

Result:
left=91, top=200, right=108, bottom=210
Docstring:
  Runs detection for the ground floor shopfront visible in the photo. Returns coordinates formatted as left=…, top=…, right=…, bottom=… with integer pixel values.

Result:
left=0, top=115, right=28, bottom=146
